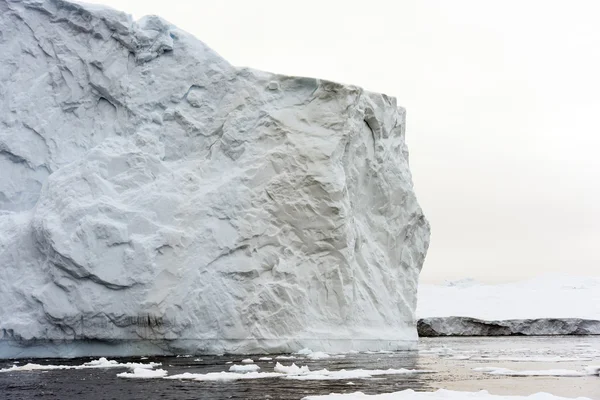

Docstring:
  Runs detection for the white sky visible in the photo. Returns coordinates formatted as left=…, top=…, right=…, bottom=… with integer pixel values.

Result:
left=88, top=0, right=600, bottom=283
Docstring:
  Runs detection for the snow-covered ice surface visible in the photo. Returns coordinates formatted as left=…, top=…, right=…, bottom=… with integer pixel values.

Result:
left=0, top=0, right=429, bottom=359
left=0, top=337, right=598, bottom=399
left=418, top=275, right=600, bottom=320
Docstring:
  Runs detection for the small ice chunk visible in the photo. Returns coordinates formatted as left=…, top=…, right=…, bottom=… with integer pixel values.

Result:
left=274, top=362, right=311, bottom=375
left=258, top=357, right=273, bottom=361
left=241, top=358, right=254, bottom=364
left=229, top=364, right=260, bottom=373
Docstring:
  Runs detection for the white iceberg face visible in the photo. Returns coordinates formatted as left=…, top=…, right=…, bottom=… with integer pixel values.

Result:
left=0, top=0, right=429, bottom=358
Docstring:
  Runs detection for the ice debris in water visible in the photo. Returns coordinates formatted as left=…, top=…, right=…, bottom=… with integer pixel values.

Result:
left=229, top=364, right=260, bottom=373
left=0, top=357, right=160, bottom=372
left=163, top=362, right=433, bottom=382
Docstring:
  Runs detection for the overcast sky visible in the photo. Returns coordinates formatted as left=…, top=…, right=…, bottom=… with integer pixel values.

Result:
left=89, top=0, right=600, bottom=283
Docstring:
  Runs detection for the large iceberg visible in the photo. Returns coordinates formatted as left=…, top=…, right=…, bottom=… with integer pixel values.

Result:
left=0, top=0, right=430, bottom=358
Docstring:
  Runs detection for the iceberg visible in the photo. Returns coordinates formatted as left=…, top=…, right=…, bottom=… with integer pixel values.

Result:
left=0, top=0, right=429, bottom=358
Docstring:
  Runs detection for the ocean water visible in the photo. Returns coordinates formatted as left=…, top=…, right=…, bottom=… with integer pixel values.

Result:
left=1, top=336, right=598, bottom=400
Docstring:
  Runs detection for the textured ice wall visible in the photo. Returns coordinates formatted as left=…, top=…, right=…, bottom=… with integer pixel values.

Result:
left=0, top=0, right=430, bottom=358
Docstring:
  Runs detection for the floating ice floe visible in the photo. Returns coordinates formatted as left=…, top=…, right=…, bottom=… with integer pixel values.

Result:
left=162, top=362, right=433, bottom=382
left=165, top=371, right=283, bottom=382
left=241, top=358, right=254, bottom=364
left=0, top=357, right=160, bottom=372
left=473, top=367, right=591, bottom=377
left=301, top=388, right=593, bottom=400
left=273, top=363, right=311, bottom=375
left=229, top=364, right=260, bottom=372
left=117, top=368, right=168, bottom=379
left=278, top=363, right=433, bottom=381
left=258, top=357, right=273, bottom=361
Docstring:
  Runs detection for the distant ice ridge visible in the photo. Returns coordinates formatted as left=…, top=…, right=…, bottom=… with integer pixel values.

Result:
left=301, top=389, right=593, bottom=400
left=0, top=0, right=429, bottom=358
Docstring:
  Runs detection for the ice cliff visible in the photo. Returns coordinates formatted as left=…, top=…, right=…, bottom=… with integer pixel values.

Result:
left=0, top=0, right=430, bottom=358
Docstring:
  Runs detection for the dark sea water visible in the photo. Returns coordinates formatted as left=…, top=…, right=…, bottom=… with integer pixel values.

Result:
left=1, top=337, right=599, bottom=400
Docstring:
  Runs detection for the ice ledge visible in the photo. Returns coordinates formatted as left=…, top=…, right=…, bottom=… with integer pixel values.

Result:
left=0, top=338, right=417, bottom=359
